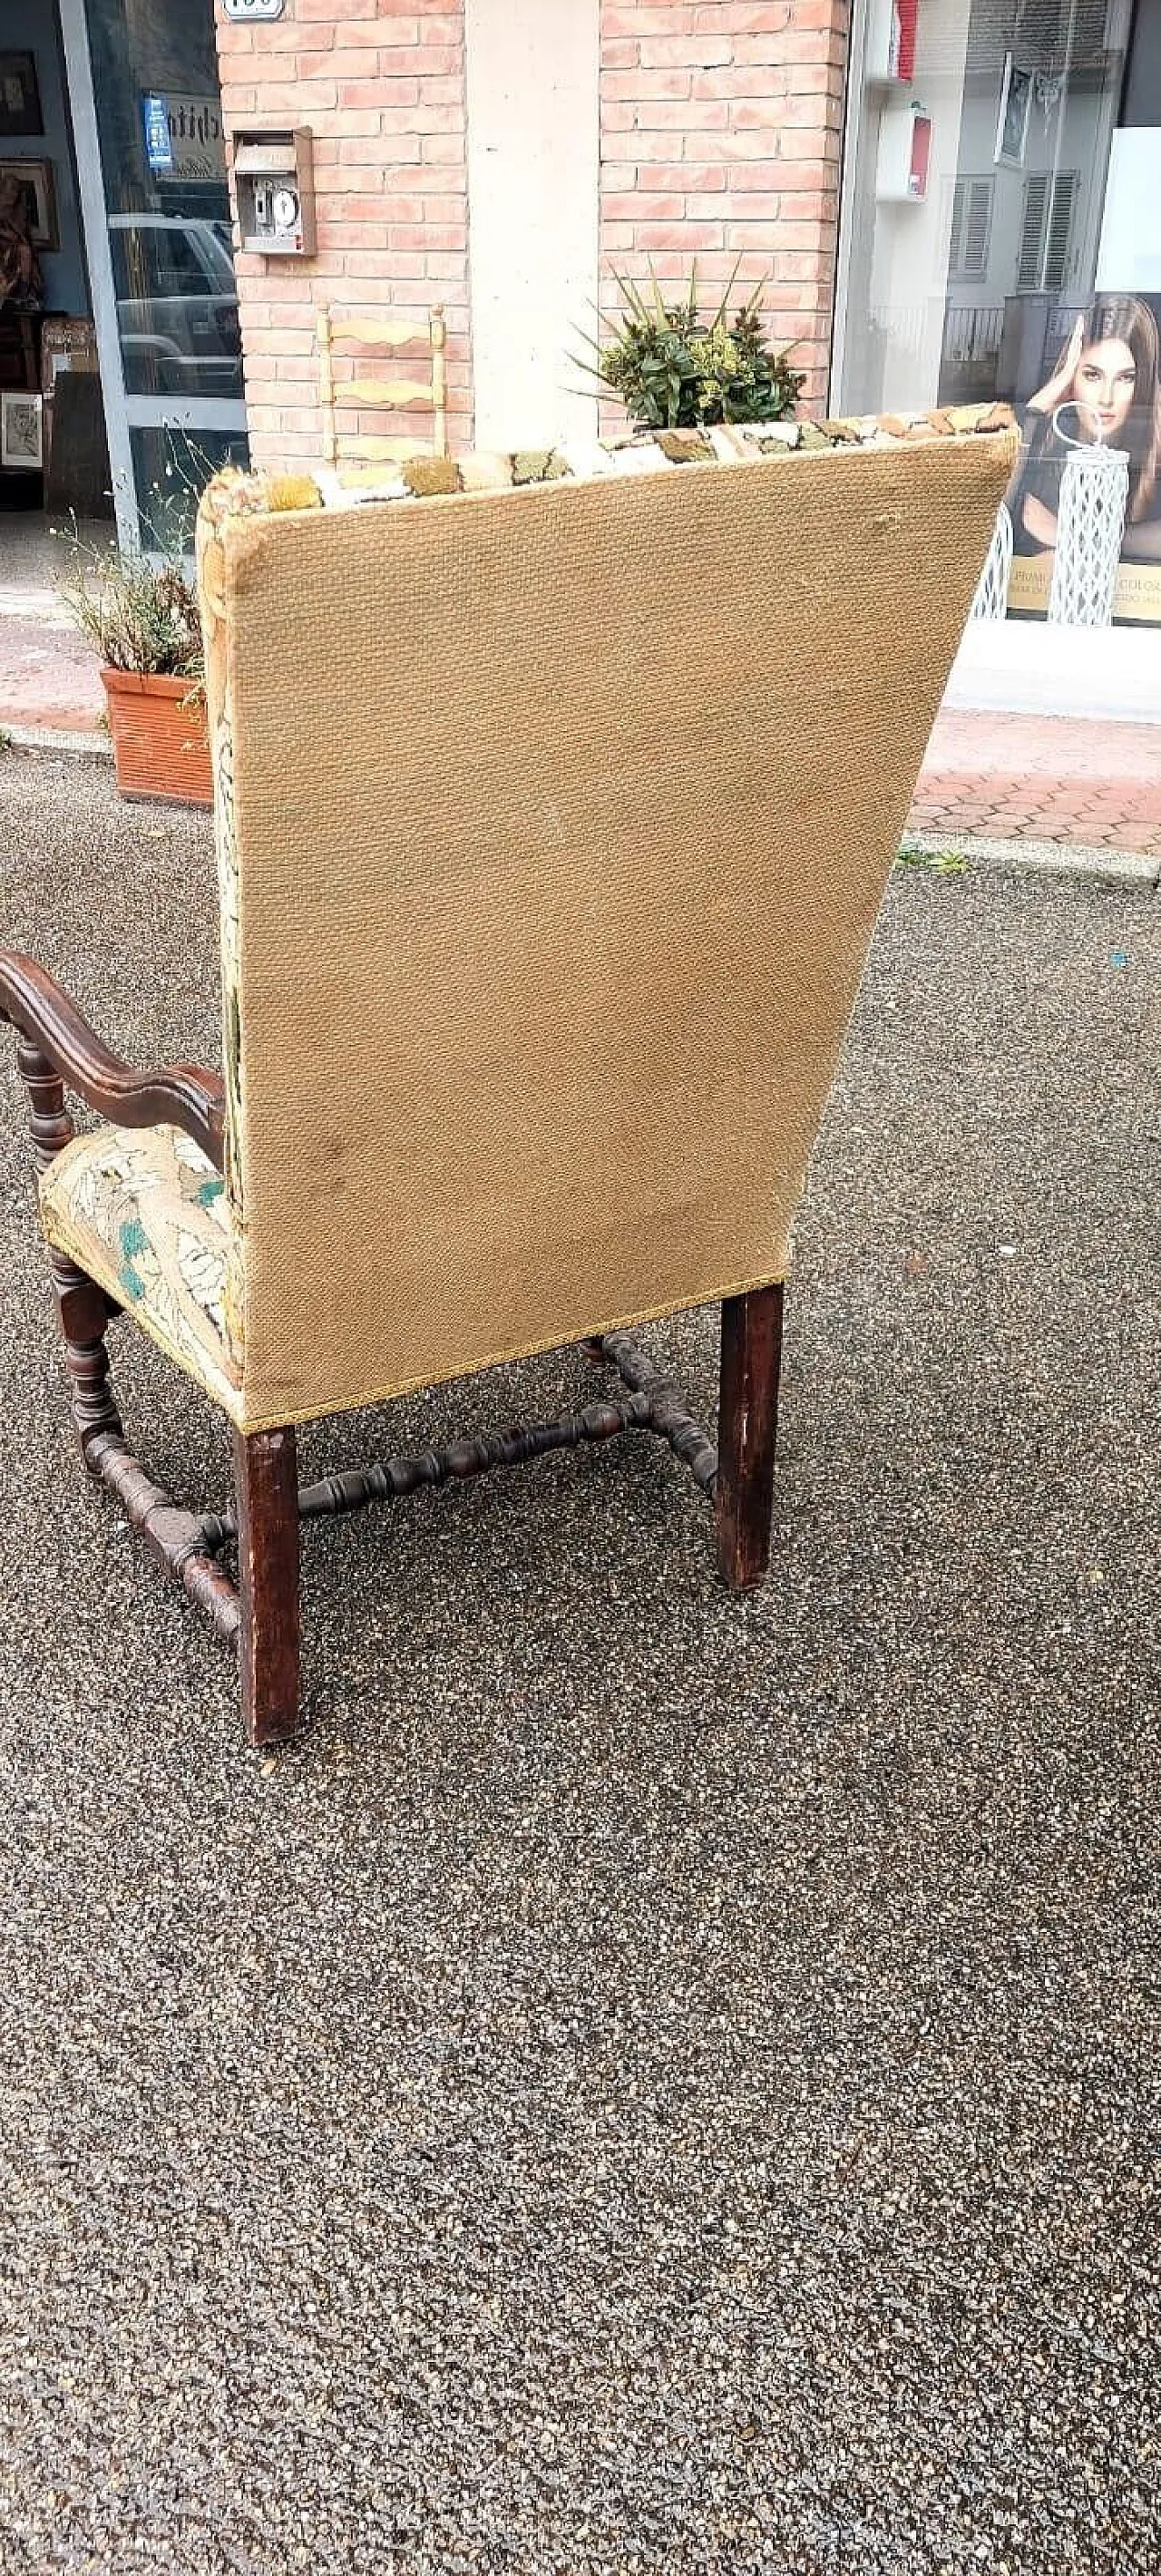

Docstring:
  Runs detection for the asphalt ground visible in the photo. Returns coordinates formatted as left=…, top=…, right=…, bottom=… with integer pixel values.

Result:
left=0, top=749, right=1156, bottom=2574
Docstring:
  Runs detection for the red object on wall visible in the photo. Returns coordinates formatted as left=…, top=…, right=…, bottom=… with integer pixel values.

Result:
left=909, top=109, right=932, bottom=199
left=896, top=0, right=919, bottom=80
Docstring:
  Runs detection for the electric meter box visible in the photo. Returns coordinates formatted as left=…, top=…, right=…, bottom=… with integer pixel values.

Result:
left=865, top=0, right=919, bottom=83
left=232, top=127, right=316, bottom=258
left=875, top=102, right=932, bottom=202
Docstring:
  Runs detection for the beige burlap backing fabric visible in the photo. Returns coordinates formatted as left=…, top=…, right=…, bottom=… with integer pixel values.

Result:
left=214, top=434, right=1015, bottom=1431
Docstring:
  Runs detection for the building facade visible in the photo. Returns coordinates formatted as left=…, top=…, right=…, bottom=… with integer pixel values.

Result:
left=3, top=1, right=1157, bottom=691
left=212, top=0, right=847, bottom=471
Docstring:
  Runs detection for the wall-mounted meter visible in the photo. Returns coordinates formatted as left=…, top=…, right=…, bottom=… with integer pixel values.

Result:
left=232, top=128, right=316, bottom=257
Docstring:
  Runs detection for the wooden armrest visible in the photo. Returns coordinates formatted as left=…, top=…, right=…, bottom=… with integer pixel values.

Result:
left=0, top=951, right=225, bottom=1171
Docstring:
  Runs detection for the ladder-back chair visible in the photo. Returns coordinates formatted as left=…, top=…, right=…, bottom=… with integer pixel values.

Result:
left=317, top=302, right=447, bottom=481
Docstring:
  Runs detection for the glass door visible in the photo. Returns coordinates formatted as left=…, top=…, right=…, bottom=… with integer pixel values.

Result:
left=59, top=0, right=247, bottom=551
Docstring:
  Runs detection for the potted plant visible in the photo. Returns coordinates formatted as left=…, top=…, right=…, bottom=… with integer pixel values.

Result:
left=579, top=263, right=805, bottom=434
left=54, top=522, right=211, bottom=808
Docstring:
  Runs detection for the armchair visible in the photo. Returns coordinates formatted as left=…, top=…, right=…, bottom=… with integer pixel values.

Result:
left=1, top=413, right=1017, bottom=1748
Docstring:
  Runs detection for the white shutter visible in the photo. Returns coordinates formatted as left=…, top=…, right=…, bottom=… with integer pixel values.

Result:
left=1044, top=173, right=1076, bottom=291
left=1018, top=175, right=1049, bottom=288
left=1017, top=173, right=1077, bottom=291
left=950, top=176, right=992, bottom=281
left=962, top=179, right=992, bottom=279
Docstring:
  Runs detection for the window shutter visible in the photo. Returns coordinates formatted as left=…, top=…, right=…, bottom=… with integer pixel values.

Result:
left=962, top=179, right=991, bottom=278
left=1017, top=173, right=1076, bottom=291
left=950, top=176, right=991, bottom=280
left=1043, top=172, right=1076, bottom=291
left=1018, top=175, right=1049, bottom=288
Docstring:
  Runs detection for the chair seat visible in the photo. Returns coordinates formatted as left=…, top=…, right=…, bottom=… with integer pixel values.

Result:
left=40, top=1124, right=243, bottom=1419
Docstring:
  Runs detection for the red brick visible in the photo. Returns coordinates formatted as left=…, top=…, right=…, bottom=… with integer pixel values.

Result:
left=388, top=222, right=467, bottom=250
left=635, top=220, right=726, bottom=248
left=699, top=189, right=778, bottom=219
left=628, top=97, right=730, bottom=126
left=604, top=68, right=694, bottom=98
left=719, top=125, right=779, bottom=157
left=693, top=3, right=790, bottom=24
left=605, top=4, right=695, bottom=29
left=639, top=34, right=734, bottom=64
left=635, top=159, right=728, bottom=188
left=604, top=190, right=687, bottom=220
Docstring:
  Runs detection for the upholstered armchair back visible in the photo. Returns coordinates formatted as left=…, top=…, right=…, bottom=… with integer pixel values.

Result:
left=197, top=428, right=1016, bottom=1436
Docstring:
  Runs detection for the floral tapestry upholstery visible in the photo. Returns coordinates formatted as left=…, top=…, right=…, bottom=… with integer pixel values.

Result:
left=40, top=1124, right=243, bottom=1420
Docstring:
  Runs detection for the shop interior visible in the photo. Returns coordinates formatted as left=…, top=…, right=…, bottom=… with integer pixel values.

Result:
left=0, top=5, right=109, bottom=578
left=1, top=1, right=243, bottom=571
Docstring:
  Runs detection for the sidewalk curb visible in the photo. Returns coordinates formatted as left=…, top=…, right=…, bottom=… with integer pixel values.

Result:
left=4, top=724, right=112, bottom=761
left=4, top=738, right=1158, bottom=884
left=900, top=830, right=1160, bottom=891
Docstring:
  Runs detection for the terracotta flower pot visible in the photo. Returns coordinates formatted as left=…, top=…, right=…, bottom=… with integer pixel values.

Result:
left=101, top=668, right=213, bottom=808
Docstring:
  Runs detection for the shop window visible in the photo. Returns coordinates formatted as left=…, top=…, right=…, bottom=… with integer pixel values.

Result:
left=834, top=0, right=1130, bottom=421
left=833, top=0, right=1156, bottom=626
left=67, top=0, right=245, bottom=547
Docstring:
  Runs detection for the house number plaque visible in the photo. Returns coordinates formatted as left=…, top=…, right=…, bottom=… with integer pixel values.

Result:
left=221, top=0, right=286, bottom=21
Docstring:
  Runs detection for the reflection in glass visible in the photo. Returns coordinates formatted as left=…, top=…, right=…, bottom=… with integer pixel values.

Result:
left=83, top=0, right=246, bottom=537
left=130, top=425, right=250, bottom=552
left=836, top=0, right=1128, bottom=421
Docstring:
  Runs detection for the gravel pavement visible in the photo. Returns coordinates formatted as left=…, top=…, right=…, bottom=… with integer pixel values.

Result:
left=0, top=750, right=1156, bottom=2574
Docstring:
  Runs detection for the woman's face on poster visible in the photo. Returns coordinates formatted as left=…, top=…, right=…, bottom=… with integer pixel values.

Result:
left=1072, top=337, right=1137, bottom=441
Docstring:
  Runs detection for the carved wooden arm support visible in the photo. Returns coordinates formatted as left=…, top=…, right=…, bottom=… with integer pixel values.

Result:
left=0, top=951, right=225, bottom=1170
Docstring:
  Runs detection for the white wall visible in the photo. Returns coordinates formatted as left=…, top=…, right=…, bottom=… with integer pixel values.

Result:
left=950, top=81, right=1108, bottom=318
left=866, top=0, right=974, bottom=406
left=465, top=0, right=600, bottom=449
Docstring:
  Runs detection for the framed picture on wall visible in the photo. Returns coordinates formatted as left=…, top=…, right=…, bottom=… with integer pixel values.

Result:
left=995, top=57, right=1033, bottom=167
left=1, top=388, right=44, bottom=471
left=0, top=158, right=58, bottom=250
left=0, top=53, right=43, bottom=138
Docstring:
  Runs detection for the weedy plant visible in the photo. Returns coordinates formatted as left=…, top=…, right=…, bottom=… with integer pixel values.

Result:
left=896, top=844, right=969, bottom=874
left=54, top=530, right=203, bottom=681
left=51, top=456, right=217, bottom=805
left=52, top=449, right=210, bottom=683
left=578, top=262, right=805, bottom=433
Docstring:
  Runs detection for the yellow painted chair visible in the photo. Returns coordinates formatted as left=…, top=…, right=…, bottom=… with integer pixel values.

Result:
left=316, top=302, right=447, bottom=482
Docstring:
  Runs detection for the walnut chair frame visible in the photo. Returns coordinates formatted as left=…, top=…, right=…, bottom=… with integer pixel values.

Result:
left=0, top=951, right=781, bottom=1750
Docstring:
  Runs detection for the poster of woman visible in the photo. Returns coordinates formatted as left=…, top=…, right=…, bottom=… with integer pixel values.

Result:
left=1005, top=295, right=1161, bottom=626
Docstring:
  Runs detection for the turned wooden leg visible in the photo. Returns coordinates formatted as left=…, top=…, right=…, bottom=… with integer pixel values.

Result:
left=233, top=1425, right=301, bottom=1748
left=51, top=1252, right=125, bottom=1471
left=715, top=1284, right=783, bottom=1590
left=13, top=1031, right=125, bottom=1471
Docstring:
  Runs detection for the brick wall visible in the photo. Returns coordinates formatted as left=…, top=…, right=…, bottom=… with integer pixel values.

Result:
left=213, top=0, right=847, bottom=469
left=599, top=0, right=847, bottom=411
left=213, top=0, right=472, bottom=470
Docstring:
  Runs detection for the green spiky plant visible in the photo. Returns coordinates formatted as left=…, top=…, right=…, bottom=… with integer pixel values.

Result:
left=576, top=261, right=805, bottom=433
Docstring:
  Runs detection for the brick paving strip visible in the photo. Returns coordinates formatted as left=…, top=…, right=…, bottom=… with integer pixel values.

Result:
left=2, top=596, right=1159, bottom=859
left=0, top=583, right=106, bottom=740
left=912, top=707, right=1161, bottom=859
